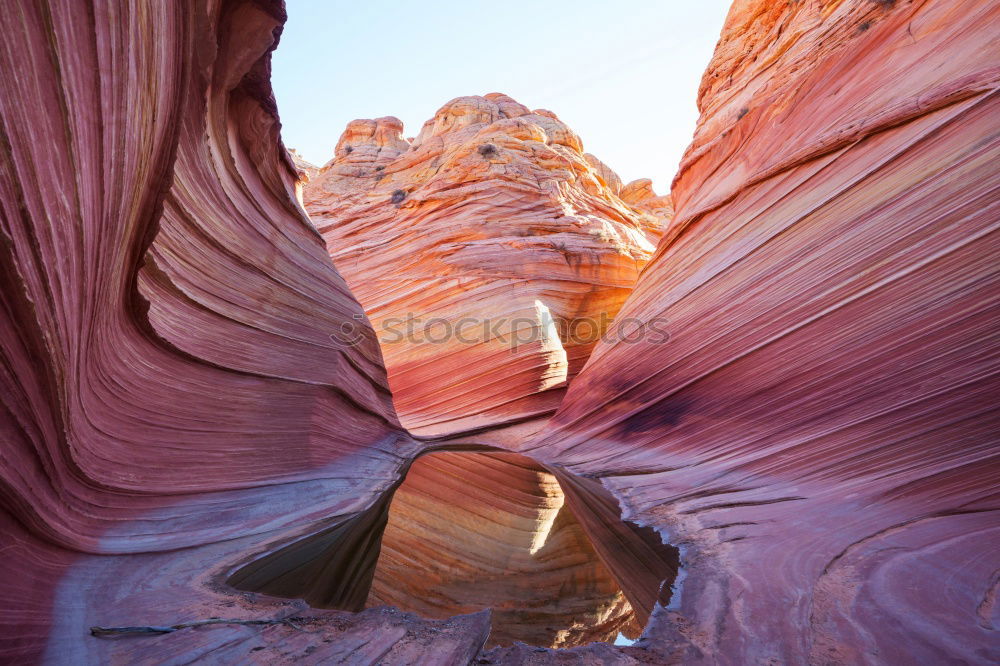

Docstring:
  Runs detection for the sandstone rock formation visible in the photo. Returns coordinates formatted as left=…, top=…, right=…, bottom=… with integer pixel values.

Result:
left=0, top=2, right=673, bottom=663
left=0, top=1, right=413, bottom=662
left=1, top=0, right=997, bottom=664
left=522, top=0, right=1000, bottom=663
left=303, top=96, right=669, bottom=437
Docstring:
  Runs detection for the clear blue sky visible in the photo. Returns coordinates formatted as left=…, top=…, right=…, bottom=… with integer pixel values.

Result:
left=272, top=0, right=731, bottom=194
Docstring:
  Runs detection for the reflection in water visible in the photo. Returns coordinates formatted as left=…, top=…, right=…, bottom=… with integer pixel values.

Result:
left=227, top=449, right=678, bottom=649
left=370, top=451, right=638, bottom=648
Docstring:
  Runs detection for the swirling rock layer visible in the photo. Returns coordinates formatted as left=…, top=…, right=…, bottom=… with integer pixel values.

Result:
left=525, top=0, right=1000, bottom=663
left=0, top=1, right=412, bottom=662
left=303, top=96, right=669, bottom=436
left=1, top=0, right=997, bottom=664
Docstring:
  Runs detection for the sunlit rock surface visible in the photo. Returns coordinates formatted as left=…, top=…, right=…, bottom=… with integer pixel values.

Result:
left=303, top=95, right=669, bottom=437
left=524, top=0, right=1000, bottom=663
left=1, top=0, right=997, bottom=664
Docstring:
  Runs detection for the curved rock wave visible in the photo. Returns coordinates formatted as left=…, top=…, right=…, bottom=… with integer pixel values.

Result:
left=525, top=1, right=1000, bottom=663
left=1, top=0, right=997, bottom=663
left=0, top=1, right=411, bottom=662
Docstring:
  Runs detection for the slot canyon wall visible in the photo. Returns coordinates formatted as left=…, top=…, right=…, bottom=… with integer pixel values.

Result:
left=521, top=0, right=1000, bottom=663
left=0, top=1, right=997, bottom=665
left=0, top=1, right=431, bottom=663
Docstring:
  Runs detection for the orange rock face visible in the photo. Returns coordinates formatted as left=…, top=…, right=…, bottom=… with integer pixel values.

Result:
left=1, top=0, right=998, bottom=664
left=303, top=95, right=668, bottom=436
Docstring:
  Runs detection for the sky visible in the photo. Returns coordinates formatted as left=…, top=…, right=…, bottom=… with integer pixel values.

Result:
left=272, top=0, right=732, bottom=195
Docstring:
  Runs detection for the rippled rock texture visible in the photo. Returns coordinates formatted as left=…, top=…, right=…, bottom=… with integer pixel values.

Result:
left=1, top=0, right=998, bottom=664
left=303, top=97, right=669, bottom=437
left=0, top=1, right=413, bottom=662
left=523, top=0, right=1000, bottom=663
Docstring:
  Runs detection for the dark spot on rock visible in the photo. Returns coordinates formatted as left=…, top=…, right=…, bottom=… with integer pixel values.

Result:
left=478, top=143, right=499, bottom=158
left=390, top=189, right=406, bottom=204
left=858, top=20, right=871, bottom=32
left=620, top=396, right=695, bottom=434
left=737, top=107, right=749, bottom=120
left=374, top=165, right=385, bottom=171
left=610, top=373, right=639, bottom=394
left=343, top=145, right=353, bottom=154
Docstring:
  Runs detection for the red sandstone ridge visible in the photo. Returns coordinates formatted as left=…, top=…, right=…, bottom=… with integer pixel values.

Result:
left=303, top=95, right=669, bottom=437
left=1, top=0, right=998, bottom=664
left=522, top=0, right=1000, bottom=664
left=0, top=1, right=418, bottom=662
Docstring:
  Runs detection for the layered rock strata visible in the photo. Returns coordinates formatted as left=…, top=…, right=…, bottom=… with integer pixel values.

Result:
left=524, top=1, right=1000, bottom=663
left=0, top=3, right=675, bottom=662
left=0, top=0, right=997, bottom=664
left=303, top=97, right=670, bottom=436
left=0, top=1, right=412, bottom=662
